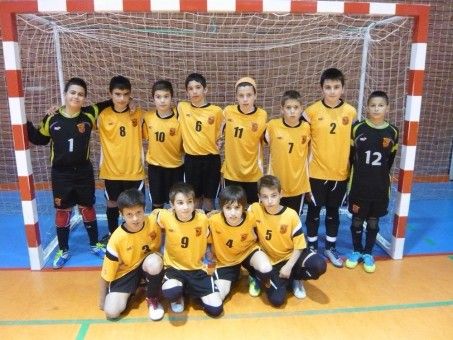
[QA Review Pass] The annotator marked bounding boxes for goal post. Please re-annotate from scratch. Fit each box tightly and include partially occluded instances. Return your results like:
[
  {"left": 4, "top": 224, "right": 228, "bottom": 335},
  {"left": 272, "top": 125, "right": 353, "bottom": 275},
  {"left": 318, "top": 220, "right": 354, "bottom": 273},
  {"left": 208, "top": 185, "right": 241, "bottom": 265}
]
[{"left": 0, "top": 0, "right": 429, "bottom": 269}]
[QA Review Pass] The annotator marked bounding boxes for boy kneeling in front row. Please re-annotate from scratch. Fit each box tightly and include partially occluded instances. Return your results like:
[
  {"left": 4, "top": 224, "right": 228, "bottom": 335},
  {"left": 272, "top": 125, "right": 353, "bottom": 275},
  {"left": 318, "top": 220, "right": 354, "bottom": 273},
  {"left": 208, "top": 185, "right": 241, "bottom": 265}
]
[{"left": 99, "top": 188, "right": 164, "bottom": 321}]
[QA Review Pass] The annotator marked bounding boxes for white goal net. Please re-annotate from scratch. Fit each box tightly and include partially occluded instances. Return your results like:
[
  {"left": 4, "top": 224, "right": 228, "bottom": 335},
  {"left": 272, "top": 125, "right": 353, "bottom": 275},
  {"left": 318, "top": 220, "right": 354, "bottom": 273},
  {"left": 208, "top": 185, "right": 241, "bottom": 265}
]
[{"left": 0, "top": 12, "right": 412, "bottom": 260}]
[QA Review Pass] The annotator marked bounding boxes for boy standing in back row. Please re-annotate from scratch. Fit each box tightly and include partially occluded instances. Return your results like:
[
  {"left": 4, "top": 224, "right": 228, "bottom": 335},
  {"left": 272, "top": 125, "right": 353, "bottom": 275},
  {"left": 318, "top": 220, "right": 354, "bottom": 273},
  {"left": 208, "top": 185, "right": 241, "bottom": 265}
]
[
  {"left": 303, "top": 68, "right": 357, "bottom": 267},
  {"left": 177, "top": 73, "right": 223, "bottom": 212},
  {"left": 346, "top": 91, "right": 398, "bottom": 273},
  {"left": 98, "top": 76, "right": 146, "bottom": 236},
  {"left": 222, "top": 77, "right": 267, "bottom": 204}
]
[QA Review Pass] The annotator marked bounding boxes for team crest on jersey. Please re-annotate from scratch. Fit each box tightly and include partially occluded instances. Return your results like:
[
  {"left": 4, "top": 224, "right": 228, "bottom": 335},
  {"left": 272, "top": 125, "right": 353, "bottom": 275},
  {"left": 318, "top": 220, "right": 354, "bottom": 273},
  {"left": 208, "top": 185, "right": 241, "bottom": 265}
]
[
  {"left": 76, "top": 123, "right": 85, "bottom": 133},
  {"left": 251, "top": 122, "right": 258, "bottom": 132},
  {"left": 169, "top": 128, "right": 176, "bottom": 136},
  {"left": 208, "top": 116, "right": 215, "bottom": 125},
  {"left": 342, "top": 117, "right": 349, "bottom": 125},
  {"left": 195, "top": 227, "right": 202, "bottom": 236},
  {"left": 352, "top": 204, "right": 360, "bottom": 214},
  {"left": 280, "top": 224, "right": 288, "bottom": 234},
  {"left": 301, "top": 136, "right": 307, "bottom": 144},
  {"left": 54, "top": 198, "right": 62, "bottom": 207},
  {"left": 241, "top": 233, "right": 248, "bottom": 241},
  {"left": 382, "top": 137, "right": 391, "bottom": 148},
  {"left": 131, "top": 118, "right": 138, "bottom": 127},
  {"left": 149, "top": 231, "right": 157, "bottom": 241}
]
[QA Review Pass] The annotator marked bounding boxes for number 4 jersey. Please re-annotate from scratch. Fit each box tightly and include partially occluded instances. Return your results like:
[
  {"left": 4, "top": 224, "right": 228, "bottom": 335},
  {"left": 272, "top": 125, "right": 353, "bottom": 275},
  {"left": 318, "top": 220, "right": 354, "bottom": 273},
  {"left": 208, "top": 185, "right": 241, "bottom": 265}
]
[{"left": 349, "top": 119, "right": 399, "bottom": 202}]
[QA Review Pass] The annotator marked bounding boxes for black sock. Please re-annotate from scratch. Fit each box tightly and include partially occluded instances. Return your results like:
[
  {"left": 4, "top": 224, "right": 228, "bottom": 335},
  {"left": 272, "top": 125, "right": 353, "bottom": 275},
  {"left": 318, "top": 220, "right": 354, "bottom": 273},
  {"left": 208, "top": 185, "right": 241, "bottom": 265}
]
[
  {"left": 106, "top": 207, "right": 119, "bottom": 234},
  {"left": 56, "top": 226, "right": 70, "bottom": 252},
  {"left": 84, "top": 220, "right": 99, "bottom": 246}
]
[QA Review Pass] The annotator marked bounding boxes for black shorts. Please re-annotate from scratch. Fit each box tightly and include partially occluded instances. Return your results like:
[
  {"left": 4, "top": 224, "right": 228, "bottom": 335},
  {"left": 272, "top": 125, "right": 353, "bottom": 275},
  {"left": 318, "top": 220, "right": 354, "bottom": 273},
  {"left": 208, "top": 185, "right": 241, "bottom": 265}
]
[
  {"left": 224, "top": 179, "right": 258, "bottom": 204},
  {"left": 108, "top": 264, "right": 144, "bottom": 294},
  {"left": 348, "top": 198, "right": 389, "bottom": 218},
  {"left": 104, "top": 179, "right": 145, "bottom": 202},
  {"left": 184, "top": 154, "right": 220, "bottom": 199},
  {"left": 309, "top": 178, "right": 347, "bottom": 208},
  {"left": 51, "top": 162, "right": 95, "bottom": 209},
  {"left": 214, "top": 250, "right": 257, "bottom": 282},
  {"left": 281, "top": 194, "right": 305, "bottom": 216},
  {"left": 164, "top": 267, "right": 219, "bottom": 298},
  {"left": 148, "top": 164, "right": 184, "bottom": 206}
]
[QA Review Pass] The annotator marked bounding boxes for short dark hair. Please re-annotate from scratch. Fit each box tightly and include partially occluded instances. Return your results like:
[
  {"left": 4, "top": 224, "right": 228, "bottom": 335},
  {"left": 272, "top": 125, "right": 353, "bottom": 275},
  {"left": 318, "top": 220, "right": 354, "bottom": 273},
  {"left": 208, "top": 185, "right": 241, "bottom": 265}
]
[
  {"left": 219, "top": 186, "right": 247, "bottom": 209},
  {"left": 169, "top": 182, "right": 195, "bottom": 203},
  {"left": 185, "top": 73, "right": 207, "bottom": 89},
  {"left": 320, "top": 68, "right": 345, "bottom": 87},
  {"left": 257, "top": 175, "right": 281, "bottom": 193},
  {"left": 64, "top": 77, "right": 87, "bottom": 95},
  {"left": 152, "top": 79, "right": 174, "bottom": 97},
  {"left": 117, "top": 188, "right": 145, "bottom": 211},
  {"left": 281, "top": 90, "right": 302, "bottom": 106},
  {"left": 109, "top": 75, "right": 132, "bottom": 92},
  {"left": 367, "top": 90, "right": 389, "bottom": 105}
]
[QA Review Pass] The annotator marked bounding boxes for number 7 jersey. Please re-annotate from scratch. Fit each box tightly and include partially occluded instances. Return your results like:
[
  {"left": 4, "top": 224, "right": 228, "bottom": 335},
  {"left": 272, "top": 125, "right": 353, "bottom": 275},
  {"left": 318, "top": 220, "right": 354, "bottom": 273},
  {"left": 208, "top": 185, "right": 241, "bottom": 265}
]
[{"left": 303, "top": 99, "right": 356, "bottom": 181}]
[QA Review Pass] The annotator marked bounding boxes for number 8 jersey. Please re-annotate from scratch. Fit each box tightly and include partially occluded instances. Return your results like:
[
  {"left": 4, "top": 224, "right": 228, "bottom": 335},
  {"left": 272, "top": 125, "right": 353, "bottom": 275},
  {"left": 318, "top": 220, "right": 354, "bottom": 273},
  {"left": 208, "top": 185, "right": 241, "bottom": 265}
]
[{"left": 349, "top": 119, "right": 399, "bottom": 201}]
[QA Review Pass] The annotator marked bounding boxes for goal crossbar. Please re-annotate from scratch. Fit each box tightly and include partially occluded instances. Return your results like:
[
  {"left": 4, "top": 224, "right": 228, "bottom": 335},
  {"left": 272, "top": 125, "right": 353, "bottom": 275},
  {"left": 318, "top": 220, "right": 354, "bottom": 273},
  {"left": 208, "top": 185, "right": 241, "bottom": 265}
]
[{"left": 0, "top": 0, "right": 430, "bottom": 269}]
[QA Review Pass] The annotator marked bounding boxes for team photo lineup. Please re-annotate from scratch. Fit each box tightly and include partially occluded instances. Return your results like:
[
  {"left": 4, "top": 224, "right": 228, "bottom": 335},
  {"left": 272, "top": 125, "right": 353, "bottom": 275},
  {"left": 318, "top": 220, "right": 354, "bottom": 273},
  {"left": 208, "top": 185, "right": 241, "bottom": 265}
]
[{"left": 26, "top": 67, "right": 398, "bottom": 320}]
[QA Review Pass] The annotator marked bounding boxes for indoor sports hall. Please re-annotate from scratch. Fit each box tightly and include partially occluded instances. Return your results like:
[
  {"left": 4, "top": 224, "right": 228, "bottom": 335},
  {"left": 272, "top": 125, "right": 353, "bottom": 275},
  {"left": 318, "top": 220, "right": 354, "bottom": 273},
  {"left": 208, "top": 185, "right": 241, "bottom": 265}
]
[{"left": 0, "top": 0, "right": 452, "bottom": 338}]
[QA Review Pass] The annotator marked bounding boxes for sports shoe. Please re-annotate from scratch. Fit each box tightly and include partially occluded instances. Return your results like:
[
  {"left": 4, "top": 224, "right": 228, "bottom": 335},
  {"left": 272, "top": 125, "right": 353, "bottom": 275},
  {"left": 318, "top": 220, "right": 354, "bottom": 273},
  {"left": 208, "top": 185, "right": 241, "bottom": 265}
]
[
  {"left": 170, "top": 297, "right": 184, "bottom": 313},
  {"left": 308, "top": 245, "right": 318, "bottom": 253},
  {"left": 100, "top": 233, "right": 110, "bottom": 246},
  {"left": 292, "top": 280, "right": 306, "bottom": 299},
  {"left": 345, "top": 251, "right": 362, "bottom": 269},
  {"left": 324, "top": 248, "right": 344, "bottom": 268},
  {"left": 362, "top": 254, "right": 376, "bottom": 273},
  {"left": 91, "top": 242, "right": 106, "bottom": 259},
  {"left": 147, "top": 297, "right": 164, "bottom": 321},
  {"left": 53, "top": 250, "right": 70, "bottom": 269},
  {"left": 248, "top": 276, "right": 261, "bottom": 297}
]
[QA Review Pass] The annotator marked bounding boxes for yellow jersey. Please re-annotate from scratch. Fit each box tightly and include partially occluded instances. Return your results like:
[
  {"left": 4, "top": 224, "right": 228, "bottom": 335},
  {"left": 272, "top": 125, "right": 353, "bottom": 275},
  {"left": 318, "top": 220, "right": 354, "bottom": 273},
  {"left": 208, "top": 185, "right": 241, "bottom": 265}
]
[
  {"left": 266, "top": 118, "right": 311, "bottom": 196},
  {"left": 177, "top": 101, "right": 223, "bottom": 156},
  {"left": 222, "top": 105, "right": 267, "bottom": 182},
  {"left": 249, "top": 202, "right": 306, "bottom": 265},
  {"left": 208, "top": 212, "right": 259, "bottom": 267},
  {"left": 303, "top": 99, "right": 356, "bottom": 181},
  {"left": 101, "top": 214, "right": 161, "bottom": 282}
]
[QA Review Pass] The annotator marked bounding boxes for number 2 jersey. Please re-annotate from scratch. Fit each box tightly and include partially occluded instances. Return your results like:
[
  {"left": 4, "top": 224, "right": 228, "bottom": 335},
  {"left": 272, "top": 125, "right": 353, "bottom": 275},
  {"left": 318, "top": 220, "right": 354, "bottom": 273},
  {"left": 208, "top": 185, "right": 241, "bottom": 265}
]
[
  {"left": 303, "top": 99, "right": 357, "bottom": 181},
  {"left": 349, "top": 119, "right": 399, "bottom": 202},
  {"left": 101, "top": 214, "right": 162, "bottom": 282}
]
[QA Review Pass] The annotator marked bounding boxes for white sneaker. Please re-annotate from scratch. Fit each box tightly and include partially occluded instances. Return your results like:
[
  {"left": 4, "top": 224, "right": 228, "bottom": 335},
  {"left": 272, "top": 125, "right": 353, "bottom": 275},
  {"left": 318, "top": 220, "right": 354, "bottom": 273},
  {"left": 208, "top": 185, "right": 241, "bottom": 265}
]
[
  {"left": 147, "top": 297, "right": 164, "bottom": 321},
  {"left": 170, "top": 297, "right": 184, "bottom": 313},
  {"left": 292, "top": 280, "right": 306, "bottom": 299},
  {"left": 324, "top": 248, "right": 344, "bottom": 268}
]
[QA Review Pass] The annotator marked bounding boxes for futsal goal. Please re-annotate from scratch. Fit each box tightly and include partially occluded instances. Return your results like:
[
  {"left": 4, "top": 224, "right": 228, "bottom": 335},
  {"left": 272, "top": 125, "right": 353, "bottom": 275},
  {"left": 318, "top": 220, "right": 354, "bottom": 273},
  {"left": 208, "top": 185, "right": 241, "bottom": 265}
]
[{"left": 0, "top": 0, "right": 429, "bottom": 269}]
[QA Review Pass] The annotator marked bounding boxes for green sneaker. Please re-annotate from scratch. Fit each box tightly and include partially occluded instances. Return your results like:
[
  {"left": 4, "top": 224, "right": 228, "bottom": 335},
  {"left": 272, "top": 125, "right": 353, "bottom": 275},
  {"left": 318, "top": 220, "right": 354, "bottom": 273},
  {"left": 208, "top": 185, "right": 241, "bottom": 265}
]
[
  {"left": 248, "top": 276, "right": 261, "bottom": 297},
  {"left": 362, "top": 254, "right": 376, "bottom": 273},
  {"left": 91, "top": 242, "right": 106, "bottom": 259},
  {"left": 345, "top": 251, "right": 362, "bottom": 269},
  {"left": 53, "top": 250, "right": 70, "bottom": 269}
]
